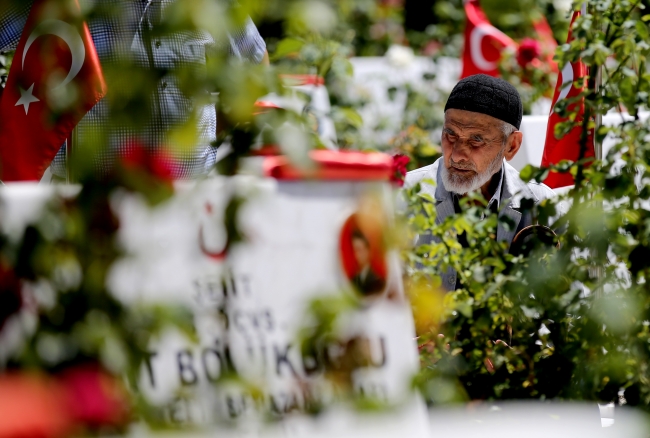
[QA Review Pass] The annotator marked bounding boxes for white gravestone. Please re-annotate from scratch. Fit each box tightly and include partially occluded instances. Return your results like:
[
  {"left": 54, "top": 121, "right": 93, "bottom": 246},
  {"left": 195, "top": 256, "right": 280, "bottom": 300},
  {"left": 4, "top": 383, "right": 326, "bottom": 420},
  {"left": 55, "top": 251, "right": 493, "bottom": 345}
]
[{"left": 105, "top": 176, "right": 429, "bottom": 434}]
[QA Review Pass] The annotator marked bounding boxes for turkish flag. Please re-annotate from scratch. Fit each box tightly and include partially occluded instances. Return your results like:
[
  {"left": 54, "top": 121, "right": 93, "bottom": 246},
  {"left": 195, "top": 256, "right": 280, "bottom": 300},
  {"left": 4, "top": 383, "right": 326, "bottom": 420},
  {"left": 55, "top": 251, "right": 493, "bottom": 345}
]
[
  {"left": 461, "top": 0, "right": 516, "bottom": 78},
  {"left": 0, "top": 0, "right": 106, "bottom": 182},
  {"left": 541, "top": 9, "right": 593, "bottom": 189}
]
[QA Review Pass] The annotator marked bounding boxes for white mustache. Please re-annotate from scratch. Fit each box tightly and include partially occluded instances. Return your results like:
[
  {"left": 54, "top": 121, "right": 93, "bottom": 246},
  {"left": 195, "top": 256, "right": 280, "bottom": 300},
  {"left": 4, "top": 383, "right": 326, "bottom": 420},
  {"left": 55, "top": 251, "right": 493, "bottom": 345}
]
[{"left": 449, "top": 159, "right": 476, "bottom": 172}]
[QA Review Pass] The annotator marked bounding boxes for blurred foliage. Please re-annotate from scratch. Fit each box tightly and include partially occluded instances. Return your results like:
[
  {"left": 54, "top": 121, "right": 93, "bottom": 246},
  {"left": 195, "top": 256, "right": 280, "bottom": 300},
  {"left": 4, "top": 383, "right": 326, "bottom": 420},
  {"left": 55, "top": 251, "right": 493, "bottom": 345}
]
[
  {"left": 259, "top": 0, "right": 571, "bottom": 58},
  {"left": 390, "top": 125, "right": 441, "bottom": 171},
  {"left": 339, "top": 0, "right": 405, "bottom": 57},
  {"left": 0, "top": 162, "right": 195, "bottom": 429},
  {"left": 2, "top": 0, "right": 650, "bottom": 431},
  {"left": 481, "top": 0, "right": 570, "bottom": 43},
  {"left": 406, "top": 0, "right": 650, "bottom": 410},
  {"left": 0, "top": 0, "right": 274, "bottom": 429}
]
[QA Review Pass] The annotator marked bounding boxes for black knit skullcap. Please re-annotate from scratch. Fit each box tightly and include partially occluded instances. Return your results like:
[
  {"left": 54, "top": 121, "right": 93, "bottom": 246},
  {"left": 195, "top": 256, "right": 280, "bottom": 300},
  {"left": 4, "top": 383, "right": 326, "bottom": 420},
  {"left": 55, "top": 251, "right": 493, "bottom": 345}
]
[{"left": 444, "top": 74, "right": 523, "bottom": 130}]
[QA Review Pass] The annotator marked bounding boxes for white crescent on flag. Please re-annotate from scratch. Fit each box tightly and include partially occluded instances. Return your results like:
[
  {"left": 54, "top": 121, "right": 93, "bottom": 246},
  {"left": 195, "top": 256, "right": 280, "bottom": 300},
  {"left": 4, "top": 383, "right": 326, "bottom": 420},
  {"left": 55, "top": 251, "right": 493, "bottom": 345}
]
[
  {"left": 22, "top": 19, "right": 86, "bottom": 90},
  {"left": 470, "top": 23, "right": 509, "bottom": 71},
  {"left": 552, "top": 62, "right": 575, "bottom": 114}
]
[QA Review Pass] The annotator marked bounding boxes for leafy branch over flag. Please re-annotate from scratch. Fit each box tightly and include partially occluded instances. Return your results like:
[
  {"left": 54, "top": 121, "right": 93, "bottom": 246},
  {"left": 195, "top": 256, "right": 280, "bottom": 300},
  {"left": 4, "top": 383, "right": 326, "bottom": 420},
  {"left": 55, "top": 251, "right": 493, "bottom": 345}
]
[{"left": 0, "top": 0, "right": 106, "bottom": 182}]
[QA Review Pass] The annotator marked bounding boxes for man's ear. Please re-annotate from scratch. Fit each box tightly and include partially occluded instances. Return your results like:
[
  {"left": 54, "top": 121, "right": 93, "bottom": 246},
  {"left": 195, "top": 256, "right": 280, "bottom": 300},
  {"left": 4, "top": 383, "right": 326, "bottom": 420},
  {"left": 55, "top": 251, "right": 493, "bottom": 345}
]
[{"left": 504, "top": 131, "right": 523, "bottom": 161}]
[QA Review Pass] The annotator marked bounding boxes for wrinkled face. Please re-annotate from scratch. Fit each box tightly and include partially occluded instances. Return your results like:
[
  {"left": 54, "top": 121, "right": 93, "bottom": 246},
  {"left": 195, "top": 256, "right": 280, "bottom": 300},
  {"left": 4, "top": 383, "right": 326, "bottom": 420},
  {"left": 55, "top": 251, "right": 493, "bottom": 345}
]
[
  {"left": 352, "top": 237, "right": 370, "bottom": 268},
  {"left": 440, "top": 109, "right": 520, "bottom": 195}
]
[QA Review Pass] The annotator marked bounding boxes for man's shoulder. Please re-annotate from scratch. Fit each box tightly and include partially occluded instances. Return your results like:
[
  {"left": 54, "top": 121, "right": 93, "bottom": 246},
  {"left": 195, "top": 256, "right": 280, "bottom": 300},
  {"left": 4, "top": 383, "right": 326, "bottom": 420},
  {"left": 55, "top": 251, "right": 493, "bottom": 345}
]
[
  {"left": 503, "top": 162, "right": 555, "bottom": 202},
  {"left": 525, "top": 179, "right": 556, "bottom": 201},
  {"left": 404, "top": 159, "right": 441, "bottom": 189}
]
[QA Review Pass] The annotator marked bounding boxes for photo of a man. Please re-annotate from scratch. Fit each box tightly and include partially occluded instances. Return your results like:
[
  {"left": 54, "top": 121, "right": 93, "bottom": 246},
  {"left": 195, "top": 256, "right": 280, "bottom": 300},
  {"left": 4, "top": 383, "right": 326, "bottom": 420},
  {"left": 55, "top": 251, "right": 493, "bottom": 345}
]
[{"left": 350, "top": 230, "right": 386, "bottom": 296}]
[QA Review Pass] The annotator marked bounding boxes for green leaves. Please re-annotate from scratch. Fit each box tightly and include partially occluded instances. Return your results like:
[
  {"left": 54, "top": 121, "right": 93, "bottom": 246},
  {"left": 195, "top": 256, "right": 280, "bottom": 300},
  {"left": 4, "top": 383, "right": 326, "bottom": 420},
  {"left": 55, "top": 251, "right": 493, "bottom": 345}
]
[
  {"left": 519, "top": 164, "right": 549, "bottom": 184},
  {"left": 271, "top": 38, "right": 305, "bottom": 61},
  {"left": 332, "top": 107, "right": 363, "bottom": 130}
]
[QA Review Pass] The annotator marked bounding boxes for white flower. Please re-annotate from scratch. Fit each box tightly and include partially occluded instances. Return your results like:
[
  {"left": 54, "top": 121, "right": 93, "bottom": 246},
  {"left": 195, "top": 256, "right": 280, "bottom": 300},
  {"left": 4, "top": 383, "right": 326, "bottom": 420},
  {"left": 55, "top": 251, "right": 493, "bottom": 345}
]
[
  {"left": 0, "top": 304, "right": 38, "bottom": 366},
  {"left": 538, "top": 323, "right": 551, "bottom": 336},
  {"left": 386, "top": 45, "right": 415, "bottom": 68},
  {"left": 553, "top": 0, "right": 573, "bottom": 13},
  {"left": 296, "top": 1, "right": 336, "bottom": 34}
]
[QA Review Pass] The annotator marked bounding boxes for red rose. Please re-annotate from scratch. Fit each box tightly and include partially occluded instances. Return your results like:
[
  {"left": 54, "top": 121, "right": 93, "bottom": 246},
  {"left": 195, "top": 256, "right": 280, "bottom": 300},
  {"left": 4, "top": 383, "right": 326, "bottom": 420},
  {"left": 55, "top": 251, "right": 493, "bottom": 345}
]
[
  {"left": 149, "top": 150, "right": 175, "bottom": 181},
  {"left": 120, "top": 140, "right": 148, "bottom": 169},
  {"left": 516, "top": 38, "right": 541, "bottom": 68},
  {"left": 59, "top": 364, "right": 129, "bottom": 428},
  {"left": 120, "top": 140, "right": 175, "bottom": 182},
  {"left": 391, "top": 154, "right": 410, "bottom": 187}
]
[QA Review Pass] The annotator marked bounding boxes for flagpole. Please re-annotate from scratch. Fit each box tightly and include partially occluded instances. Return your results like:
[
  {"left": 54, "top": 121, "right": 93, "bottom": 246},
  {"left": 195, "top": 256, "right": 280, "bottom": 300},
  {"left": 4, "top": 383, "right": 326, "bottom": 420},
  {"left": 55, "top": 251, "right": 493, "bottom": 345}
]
[
  {"left": 594, "top": 63, "right": 604, "bottom": 295},
  {"left": 594, "top": 81, "right": 602, "bottom": 160},
  {"left": 593, "top": 12, "right": 603, "bottom": 162},
  {"left": 588, "top": 0, "right": 605, "bottom": 295},
  {"left": 66, "top": 130, "right": 73, "bottom": 183}
]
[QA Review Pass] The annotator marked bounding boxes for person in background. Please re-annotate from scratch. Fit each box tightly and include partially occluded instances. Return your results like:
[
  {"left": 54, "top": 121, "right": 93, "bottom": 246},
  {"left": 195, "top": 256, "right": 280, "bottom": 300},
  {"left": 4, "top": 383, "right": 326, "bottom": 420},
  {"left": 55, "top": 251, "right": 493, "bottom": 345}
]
[{"left": 0, "top": 0, "right": 268, "bottom": 180}]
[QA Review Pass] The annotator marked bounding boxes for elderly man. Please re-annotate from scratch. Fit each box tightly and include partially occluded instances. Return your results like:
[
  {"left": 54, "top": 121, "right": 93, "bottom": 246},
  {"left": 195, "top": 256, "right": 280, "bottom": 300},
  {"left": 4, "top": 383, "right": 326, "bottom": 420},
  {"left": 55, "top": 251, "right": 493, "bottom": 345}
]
[{"left": 404, "top": 74, "right": 556, "bottom": 291}]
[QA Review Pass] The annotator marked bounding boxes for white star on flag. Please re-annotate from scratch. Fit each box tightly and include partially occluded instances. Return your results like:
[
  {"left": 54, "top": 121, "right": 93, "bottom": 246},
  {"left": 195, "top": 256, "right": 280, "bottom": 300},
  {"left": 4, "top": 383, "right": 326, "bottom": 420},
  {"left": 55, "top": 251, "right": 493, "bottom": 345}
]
[{"left": 15, "top": 83, "right": 40, "bottom": 115}]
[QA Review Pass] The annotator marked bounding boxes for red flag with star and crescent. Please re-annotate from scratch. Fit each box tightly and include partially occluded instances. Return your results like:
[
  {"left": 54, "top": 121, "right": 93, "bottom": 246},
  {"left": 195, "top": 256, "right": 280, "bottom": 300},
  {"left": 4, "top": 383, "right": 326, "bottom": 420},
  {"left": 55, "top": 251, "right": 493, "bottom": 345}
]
[
  {"left": 0, "top": 0, "right": 106, "bottom": 182},
  {"left": 461, "top": 0, "right": 517, "bottom": 78},
  {"left": 541, "top": 8, "right": 593, "bottom": 189}
]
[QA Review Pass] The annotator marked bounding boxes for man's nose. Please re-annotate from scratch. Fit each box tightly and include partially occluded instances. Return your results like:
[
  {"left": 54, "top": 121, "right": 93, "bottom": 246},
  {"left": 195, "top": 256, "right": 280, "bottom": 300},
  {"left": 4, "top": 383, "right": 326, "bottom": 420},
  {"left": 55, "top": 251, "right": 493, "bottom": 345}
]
[{"left": 450, "top": 141, "right": 470, "bottom": 162}]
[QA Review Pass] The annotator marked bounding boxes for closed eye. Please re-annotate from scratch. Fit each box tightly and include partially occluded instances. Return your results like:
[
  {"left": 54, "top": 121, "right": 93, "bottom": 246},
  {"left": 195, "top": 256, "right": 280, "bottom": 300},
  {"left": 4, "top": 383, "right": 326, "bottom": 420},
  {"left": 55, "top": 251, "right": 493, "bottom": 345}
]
[
  {"left": 469, "top": 135, "right": 485, "bottom": 147},
  {"left": 443, "top": 129, "right": 458, "bottom": 142}
]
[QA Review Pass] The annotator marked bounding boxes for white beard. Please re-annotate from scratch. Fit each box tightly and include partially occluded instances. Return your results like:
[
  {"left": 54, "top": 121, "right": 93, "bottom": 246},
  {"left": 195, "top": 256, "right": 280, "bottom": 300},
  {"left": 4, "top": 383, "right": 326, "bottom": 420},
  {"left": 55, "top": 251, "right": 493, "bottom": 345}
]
[{"left": 441, "top": 151, "right": 505, "bottom": 195}]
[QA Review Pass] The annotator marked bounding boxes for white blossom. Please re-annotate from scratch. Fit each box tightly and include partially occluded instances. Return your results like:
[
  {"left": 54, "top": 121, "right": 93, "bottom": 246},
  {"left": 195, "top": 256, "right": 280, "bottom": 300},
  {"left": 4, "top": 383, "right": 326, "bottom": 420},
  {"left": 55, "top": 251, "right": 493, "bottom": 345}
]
[
  {"left": 553, "top": 0, "right": 573, "bottom": 13},
  {"left": 386, "top": 45, "right": 415, "bottom": 68}
]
